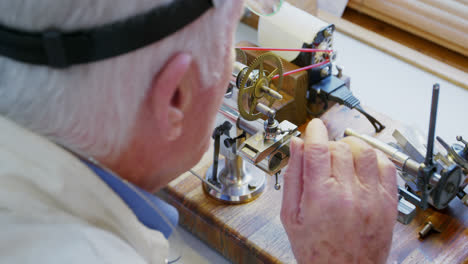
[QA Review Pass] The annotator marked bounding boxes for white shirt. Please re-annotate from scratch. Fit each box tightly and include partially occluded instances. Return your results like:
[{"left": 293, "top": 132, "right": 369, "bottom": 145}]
[{"left": 0, "top": 116, "right": 169, "bottom": 263}]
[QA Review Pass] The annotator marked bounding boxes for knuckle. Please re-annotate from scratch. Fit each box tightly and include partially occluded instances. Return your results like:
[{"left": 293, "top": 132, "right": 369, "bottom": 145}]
[
  {"left": 383, "top": 166, "right": 397, "bottom": 185},
  {"left": 355, "top": 181, "right": 373, "bottom": 194},
  {"left": 356, "top": 148, "right": 378, "bottom": 169},
  {"left": 330, "top": 141, "right": 350, "bottom": 154},
  {"left": 383, "top": 162, "right": 397, "bottom": 177},
  {"left": 320, "top": 178, "right": 337, "bottom": 190},
  {"left": 305, "top": 142, "right": 328, "bottom": 156},
  {"left": 303, "top": 144, "right": 330, "bottom": 175},
  {"left": 360, "top": 147, "right": 377, "bottom": 160},
  {"left": 379, "top": 185, "right": 398, "bottom": 205},
  {"left": 379, "top": 163, "right": 397, "bottom": 192},
  {"left": 304, "top": 144, "right": 329, "bottom": 164},
  {"left": 377, "top": 152, "right": 395, "bottom": 171},
  {"left": 338, "top": 189, "right": 354, "bottom": 208}
]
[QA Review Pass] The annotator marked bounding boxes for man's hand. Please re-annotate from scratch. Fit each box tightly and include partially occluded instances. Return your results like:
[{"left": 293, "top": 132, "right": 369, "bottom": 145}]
[{"left": 281, "top": 119, "right": 398, "bottom": 263}]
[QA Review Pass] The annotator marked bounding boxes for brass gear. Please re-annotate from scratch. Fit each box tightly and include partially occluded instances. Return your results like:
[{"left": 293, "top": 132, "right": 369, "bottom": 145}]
[{"left": 238, "top": 52, "right": 284, "bottom": 121}]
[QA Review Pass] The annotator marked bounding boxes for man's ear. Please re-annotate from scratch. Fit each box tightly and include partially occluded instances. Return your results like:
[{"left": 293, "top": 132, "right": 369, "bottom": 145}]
[{"left": 149, "top": 53, "right": 193, "bottom": 141}]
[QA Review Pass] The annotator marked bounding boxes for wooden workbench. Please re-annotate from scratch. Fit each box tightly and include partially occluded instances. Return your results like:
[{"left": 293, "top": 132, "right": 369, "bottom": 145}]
[{"left": 160, "top": 105, "right": 468, "bottom": 264}]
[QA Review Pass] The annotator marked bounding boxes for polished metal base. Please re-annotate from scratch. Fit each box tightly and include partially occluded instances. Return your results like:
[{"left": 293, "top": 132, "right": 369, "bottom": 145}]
[{"left": 203, "top": 159, "right": 266, "bottom": 204}]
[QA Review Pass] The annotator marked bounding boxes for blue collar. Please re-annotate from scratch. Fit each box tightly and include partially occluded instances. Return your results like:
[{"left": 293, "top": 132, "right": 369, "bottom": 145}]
[{"left": 81, "top": 159, "right": 178, "bottom": 239}]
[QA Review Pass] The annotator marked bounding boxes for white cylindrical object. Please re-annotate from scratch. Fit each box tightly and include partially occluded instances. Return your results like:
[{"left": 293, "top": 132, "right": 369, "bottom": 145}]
[{"left": 258, "top": 2, "right": 329, "bottom": 61}]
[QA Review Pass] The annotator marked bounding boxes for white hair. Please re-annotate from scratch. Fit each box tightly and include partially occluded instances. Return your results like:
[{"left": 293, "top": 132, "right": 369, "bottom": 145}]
[{"left": 0, "top": 0, "right": 237, "bottom": 160}]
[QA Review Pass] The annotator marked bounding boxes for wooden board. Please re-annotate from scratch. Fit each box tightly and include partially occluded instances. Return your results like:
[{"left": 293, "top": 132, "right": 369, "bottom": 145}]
[
  {"left": 160, "top": 105, "right": 468, "bottom": 264},
  {"left": 341, "top": 8, "right": 468, "bottom": 74},
  {"left": 347, "top": 0, "right": 468, "bottom": 57}
]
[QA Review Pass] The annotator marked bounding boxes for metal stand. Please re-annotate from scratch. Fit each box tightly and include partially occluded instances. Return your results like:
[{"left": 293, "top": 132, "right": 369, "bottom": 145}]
[{"left": 204, "top": 141, "right": 266, "bottom": 204}]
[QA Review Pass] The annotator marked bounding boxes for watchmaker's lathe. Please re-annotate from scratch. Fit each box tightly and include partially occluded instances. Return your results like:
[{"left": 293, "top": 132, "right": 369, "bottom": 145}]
[{"left": 203, "top": 52, "right": 300, "bottom": 203}]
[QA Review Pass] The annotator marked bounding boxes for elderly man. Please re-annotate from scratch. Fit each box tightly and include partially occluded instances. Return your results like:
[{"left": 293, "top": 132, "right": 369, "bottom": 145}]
[{"left": 0, "top": 0, "right": 397, "bottom": 263}]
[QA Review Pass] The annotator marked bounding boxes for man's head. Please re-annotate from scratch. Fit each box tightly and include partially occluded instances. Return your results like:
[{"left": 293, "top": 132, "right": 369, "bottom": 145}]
[{"left": 0, "top": 0, "right": 245, "bottom": 191}]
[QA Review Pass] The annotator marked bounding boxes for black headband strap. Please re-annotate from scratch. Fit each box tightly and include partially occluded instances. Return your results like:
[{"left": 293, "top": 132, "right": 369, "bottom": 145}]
[{"left": 0, "top": 0, "right": 213, "bottom": 68}]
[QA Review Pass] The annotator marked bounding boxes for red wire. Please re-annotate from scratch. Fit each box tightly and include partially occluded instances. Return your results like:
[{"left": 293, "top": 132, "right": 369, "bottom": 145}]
[
  {"left": 272, "top": 60, "right": 330, "bottom": 80},
  {"left": 239, "top": 47, "right": 333, "bottom": 53}
]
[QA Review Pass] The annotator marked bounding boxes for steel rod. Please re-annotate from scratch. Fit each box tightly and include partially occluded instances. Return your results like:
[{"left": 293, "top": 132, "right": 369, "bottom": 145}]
[{"left": 425, "top": 84, "right": 440, "bottom": 166}]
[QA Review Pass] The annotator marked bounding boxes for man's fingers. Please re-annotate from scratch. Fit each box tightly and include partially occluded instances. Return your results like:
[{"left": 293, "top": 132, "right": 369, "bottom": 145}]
[
  {"left": 375, "top": 150, "right": 398, "bottom": 195},
  {"left": 329, "top": 141, "right": 355, "bottom": 185},
  {"left": 341, "top": 136, "right": 379, "bottom": 187},
  {"left": 305, "top": 119, "right": 329, "bottom": 143},
  {"left": 300, "top": 119, "right": 331, "bottom": 216},
  {"left": 303, "top": 119, "right": 331, "bottom": 185},
  {"left": 281, "top": 137, "right": 304, "bottom": 222}
]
